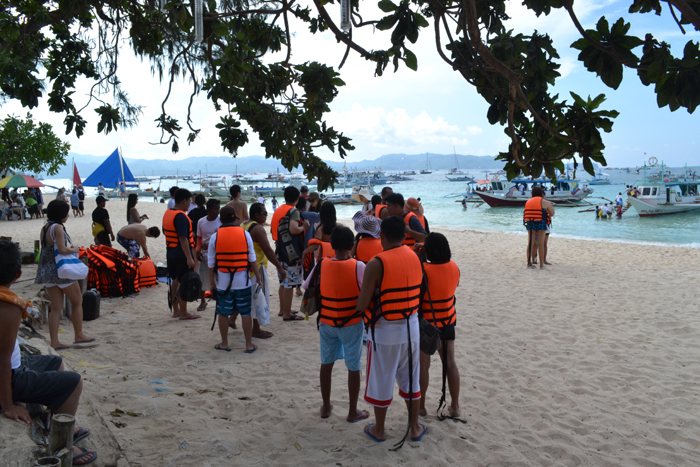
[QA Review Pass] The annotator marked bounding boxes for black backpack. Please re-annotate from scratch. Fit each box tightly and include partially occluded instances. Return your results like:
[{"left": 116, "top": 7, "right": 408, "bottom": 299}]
[
  {"left": 177, "top": 270, "right": 202, "bottom": 302},
  {"left": 276, "top": 208, "right": 303, "bottom": 265}
]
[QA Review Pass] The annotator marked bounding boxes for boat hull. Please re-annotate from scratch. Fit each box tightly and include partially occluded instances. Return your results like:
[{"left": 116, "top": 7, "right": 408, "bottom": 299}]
[
  {"left": 627, "top": 196, "right": 700, "bottom": 217},
  {"left": 475, "top": 191, "right": 589, "bottom": 207}
]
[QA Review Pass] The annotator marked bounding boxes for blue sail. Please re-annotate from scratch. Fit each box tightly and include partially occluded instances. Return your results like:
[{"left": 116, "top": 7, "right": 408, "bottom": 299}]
[{"left": 82, "top": 149, "right": 135, "bottom": 187}]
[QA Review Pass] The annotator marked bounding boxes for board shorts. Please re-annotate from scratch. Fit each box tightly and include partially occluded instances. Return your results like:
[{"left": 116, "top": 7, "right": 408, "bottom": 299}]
[
  {"left": 319, "top": 322, "right": 364, "bottom": 371},
  {"left": 526, "top": 220, "right": 548, "bottom": 231},
  {"left": 215, "top": 287, "right": 252, "bottom": 317},
  {"left": 8, "top": 355, "right": 81, "bottom": 411},
  {"left": 116, "top": 234, "right": 140, "bottom": 258},
  {"left": 166, "top": 256, "right": 190, "bottom": 282},
  {"left": 439, "top": 324, "right": 455, "bottom": 341},
  {"left": 279, "top": 262, "right": 303, "bottom": 288},
  {"left": 364, "top": 339, "right": 421, "bottom": 407}
]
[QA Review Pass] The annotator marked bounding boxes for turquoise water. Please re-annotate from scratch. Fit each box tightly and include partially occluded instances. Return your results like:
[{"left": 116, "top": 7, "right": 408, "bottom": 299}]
[{"left": 43, "top": 169, "right": 700, "bottom": 248}]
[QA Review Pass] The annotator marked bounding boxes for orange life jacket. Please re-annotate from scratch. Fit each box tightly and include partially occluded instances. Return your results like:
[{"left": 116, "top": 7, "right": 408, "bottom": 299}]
[
  {"left": 135, "top": 257, "right": 157, "bottom": 288},
  {"left": 415, "top": 214, "right": 426, "bottom": 230},
  {"left": 162, "top": 210, "right": 195, "bottom": 249},
  {"left": 421, "top": 261, "right": 460, "bottom": 328},
  {"left": 308, "top": 238, "right": 334, "bottom": 258},
  {"left": 402, "top": 211, "right": 420, "bottom": 247},
  {"left": 214, "top": 225, "right": 250, "bottom": 274},
  {"left": 375, "top": 204, "right": 387, "bottom": 218},
  {"left": 355, "top": 236, "right": 383, "bottom": 263},
  {"left": 319, "top": 259, "right": 362, "bottom": 327},
  {"left": 270, "top": 204, "right": 294, "bottom": 241},
  {"left": 524, "top": 197, "right": 549, "bottom": 224},
  {"left": 367, "top": 245, "right": 422, "bottom": 324}
]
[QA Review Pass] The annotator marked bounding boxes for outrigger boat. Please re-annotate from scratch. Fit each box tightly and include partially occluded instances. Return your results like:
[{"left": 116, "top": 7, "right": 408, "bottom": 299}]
[
  {"left": 475, "top": 178, "right": 593, "bottom": 207},
  {"left": 626, "top": 163, "right": 700, "bottom": 217}
]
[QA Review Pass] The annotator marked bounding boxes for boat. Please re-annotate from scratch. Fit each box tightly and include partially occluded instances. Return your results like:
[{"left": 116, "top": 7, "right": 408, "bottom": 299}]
[
  {"left": 589, "top": 170, "right": 612, "bottom": 185},
  {"left": 626, "top": 163, "right": 700, "bottom": 217},
  {"left": 475, "top": 178, "right": 593, "bottom": 207},
  {"left": 83, "top": 148, "right": 145, "bottom": 197},
  {"left": 445, "top": 148, "right": 471, "bottom": 181},
  {"left": 420, "top": 154, "right": 433, "bottom": 174}
]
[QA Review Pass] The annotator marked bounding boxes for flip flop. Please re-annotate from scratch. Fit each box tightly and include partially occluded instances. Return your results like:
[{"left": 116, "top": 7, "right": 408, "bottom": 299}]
[
  {"left": 73, "top": 337, "right": 96, "bottom": 344},
  {"left": 74, "top": 427, "right": 90, "bottom": 444},
  {"left": 283, "top": 315, "right": 304, "bottom": 321},
  {"left": 197, "top": 302, "right": 207, "bottom": 312},
  {"left": 364, "top": 423, "right": 385, "bottom": 443},
  {"left": 244, "top": 345, "right": 258, "bottom": 354},
  {"left": 179, "top": 314, "right": 201, "bottom": 320},
  {"left": 73, "top": 447, "right": 97, "bottom": 465},
  {"left": 252, "top": 331, "right": 274, "bottom": 339},
  {"left": 215, "top": 344, "right": 231, "bottom": 352},
  {"left": 347, "top": 410, "right": 370, "bottom": 423},
  {"left": 53, "top": 344, "right": 71, "bottom": 351},
  {"left": 411, "top": 423, "right": 428, "bottom": 442}
]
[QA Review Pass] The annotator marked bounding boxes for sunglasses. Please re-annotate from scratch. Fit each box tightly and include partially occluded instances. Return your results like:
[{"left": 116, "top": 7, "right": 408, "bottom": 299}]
[{"left": 260, "top": 211, "right": 268, "bottom": 215}]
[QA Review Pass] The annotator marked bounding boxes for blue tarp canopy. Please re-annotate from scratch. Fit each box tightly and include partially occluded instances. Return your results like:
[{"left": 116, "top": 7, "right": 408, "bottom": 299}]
[{"left": 82, "top": 149, "right": 135, "bottom": 187}]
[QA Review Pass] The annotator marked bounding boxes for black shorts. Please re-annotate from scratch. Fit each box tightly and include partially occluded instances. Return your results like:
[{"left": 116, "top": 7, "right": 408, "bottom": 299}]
[
  {"left": 439, "top": 324, "right": 455, "bottom": 341},
  {"left": 167, "top": 256, "right": 190, "bottom": 282},
  {"left": 79, "top": 202, "right": 84, "bottom": 212},
  {"left": 9, "top": 355, "right": 81, "bottom": 411},
  {"left": 95, "top": 230, "right": 112, "bottom": 247}
]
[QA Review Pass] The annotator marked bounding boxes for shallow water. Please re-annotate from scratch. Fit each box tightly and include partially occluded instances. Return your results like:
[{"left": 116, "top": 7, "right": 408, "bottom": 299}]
[{"left": 43, "top": 169, "right": 700, "bottom": 248}]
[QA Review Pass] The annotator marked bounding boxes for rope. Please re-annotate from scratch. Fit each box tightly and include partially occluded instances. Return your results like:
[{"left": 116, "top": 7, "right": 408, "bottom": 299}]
[{"left": 390, "top": 318, "right": 413, "bottom": 452}]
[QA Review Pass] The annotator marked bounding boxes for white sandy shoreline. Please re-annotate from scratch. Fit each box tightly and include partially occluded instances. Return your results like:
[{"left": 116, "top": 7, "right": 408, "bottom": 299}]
[{"left": 2, "top": 197, "right": 700, "bottom": 466}]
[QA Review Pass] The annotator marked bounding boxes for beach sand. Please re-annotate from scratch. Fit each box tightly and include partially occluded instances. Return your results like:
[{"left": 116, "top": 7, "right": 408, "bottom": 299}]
[{"left": 4, "top": 196, "right": 700, "bottom": 466}]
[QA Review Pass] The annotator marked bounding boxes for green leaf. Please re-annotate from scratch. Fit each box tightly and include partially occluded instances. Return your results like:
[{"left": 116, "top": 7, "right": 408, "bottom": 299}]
[
  {"left": 582, "top": 156, "right": 595, "bottom": 176},
  {"left": 404, "top": 48, "right": 417, "bottom": 71},
  {"left": 378, "top": 0, "right": 397, "bottom": 12}
]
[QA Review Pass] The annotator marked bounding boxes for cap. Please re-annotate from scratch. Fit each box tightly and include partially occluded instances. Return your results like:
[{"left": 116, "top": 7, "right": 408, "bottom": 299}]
[
  {"left": 308, "top": 192, "right": 321, "bottom": 200},
  {"left": 353, "top": 210, "right": 381, "bottom": 238},
  {"left": 96, "top": 195, "right": 106, "bottom": 204},
  {"left": 405, "top": 197, "right": 421, "bottom": 211},
  {"left": 301, "top": 185, "right": 309, "bottom": 192}
]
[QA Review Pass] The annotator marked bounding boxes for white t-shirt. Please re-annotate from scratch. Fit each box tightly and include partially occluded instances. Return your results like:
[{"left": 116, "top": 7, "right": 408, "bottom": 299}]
[
  {"left": 258, "top": 196, "right": 265, "bottom": 204},
  {"left": 208, "top": 229, "right": 256, "bottom": 290},
  {"left": 197, "top": 216, "right": 222, "bottom": 252},
  {"left": 11, "top": 339, "right": 20, "bottom": 370},
  {"left": 167, "top": 198, "right": 176, "bottom": 210},
  {"left": 601, "top": 205, "right": 608, "bottom": 215}
]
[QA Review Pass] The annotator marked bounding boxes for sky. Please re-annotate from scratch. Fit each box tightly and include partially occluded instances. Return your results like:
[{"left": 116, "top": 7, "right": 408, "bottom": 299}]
[{"left": 1, "top": 0, "right": 698, "bottom": 168}]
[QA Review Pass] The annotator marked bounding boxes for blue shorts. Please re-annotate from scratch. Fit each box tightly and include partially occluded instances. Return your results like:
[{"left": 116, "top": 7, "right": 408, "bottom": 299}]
[
  {"left": 319, "top": 322, "right": 364, "bottom": 371},
  {"left": 526, "top": 220, "right": 548, "bottom": 231},
  {"left": 116, "top": 234, "right": 140, "bottom": 258},
  {"left": 216, "top": 287, "right": 252, "bottom": 317}
]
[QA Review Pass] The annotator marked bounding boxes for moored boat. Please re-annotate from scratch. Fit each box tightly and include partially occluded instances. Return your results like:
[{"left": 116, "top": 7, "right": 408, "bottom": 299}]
[
  {"left": 626, "top": 163, "right": 700, "bottom": 217},
  {"left": 475, "top": 178, "right": 593, "bottom": 207}
]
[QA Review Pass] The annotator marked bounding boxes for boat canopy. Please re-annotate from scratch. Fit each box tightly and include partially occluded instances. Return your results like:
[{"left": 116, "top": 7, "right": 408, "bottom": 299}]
[{"left": 83, "top": 149, "right": 136, "bottom": 187}]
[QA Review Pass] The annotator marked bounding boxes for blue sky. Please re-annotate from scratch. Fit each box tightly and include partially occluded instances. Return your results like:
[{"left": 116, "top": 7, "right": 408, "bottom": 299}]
[{"left": 1, "top": 0, "right": 697, "bottom": 168}]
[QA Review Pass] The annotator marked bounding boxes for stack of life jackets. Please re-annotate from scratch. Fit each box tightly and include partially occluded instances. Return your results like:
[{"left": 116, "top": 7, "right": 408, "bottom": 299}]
[{"left": 85, "top": 245, "right": 141, "bottom": 297}]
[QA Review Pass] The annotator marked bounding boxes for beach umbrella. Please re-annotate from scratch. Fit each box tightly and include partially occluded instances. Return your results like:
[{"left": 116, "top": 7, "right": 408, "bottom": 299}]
[{"left": 0, "top": 174, "right": 45, "bottom": 188}]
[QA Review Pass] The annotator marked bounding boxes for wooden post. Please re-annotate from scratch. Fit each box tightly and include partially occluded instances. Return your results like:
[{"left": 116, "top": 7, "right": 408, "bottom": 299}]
[
  {"left": 54, "top": 448, "right": 71, "bottom": 467},
  {"left": 48, "top": 414, "right": 74, "bottom": 459}
]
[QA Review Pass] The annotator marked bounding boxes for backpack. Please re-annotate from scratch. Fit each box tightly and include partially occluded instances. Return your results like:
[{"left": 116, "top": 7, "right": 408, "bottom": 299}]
[
  {"left": 177, "top": 270, "right": 202, "bottom": 302},
  {"left": 276, "top": 208, "right": 303, "bottom": 265},
  {"left": 301, "top": 259, "right": 323, "bottom": 320}
]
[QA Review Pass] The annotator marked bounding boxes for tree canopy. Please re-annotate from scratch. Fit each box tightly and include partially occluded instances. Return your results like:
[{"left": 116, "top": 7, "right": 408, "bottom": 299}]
[
  {"left": 1, "top": 0, "right": 698, "bottom": 186},
  {"left": 0, "top": 113, "right": 70, "bottom": 177}
]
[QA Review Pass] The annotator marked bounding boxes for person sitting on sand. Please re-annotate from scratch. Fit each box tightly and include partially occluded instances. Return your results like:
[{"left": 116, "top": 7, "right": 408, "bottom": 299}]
[
  {"left": 416, "top": 233, "right": 461, "bottom": 419},
  {"left": 1, "top": 241, "right": 98, "bottom": 465},
  {"left": 163, "top": 189, "right": 199, "bottom": 320},
  {"left": 226, "top": 185, "right": 249, "bottom": 223},
  {"left": 92, "top": 196, "right": 114, "bottom": 247},
  {"left": 208, "top": 206, "right": 261, "bottom": 353},
  {"left": 524, "top": 186, "right": 554, "bottom": 269},
  {"left": 116, "top": 224, "right": 160, "bottom": 259},
  {"left": 356, "top": 216, "right": 426, "bottom": 444},
  {"left": 304, "top": 226, "right": 370, "bottom": 423}
]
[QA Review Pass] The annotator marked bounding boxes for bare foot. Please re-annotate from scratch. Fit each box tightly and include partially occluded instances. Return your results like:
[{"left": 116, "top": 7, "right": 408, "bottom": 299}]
[
  {"left": 347, "top": 409, "right": 370, "bottom": 423},
  {"left": 544, "top": 261, "right": 552, "bottom": 265},
  {"left": 295, "top": 288, "right": 303, "bottom": 297},
  {"left": 448, "top": 406, "right": 461, "bottom": 418},
  {"left": 320, "top": 403, "right": 333, "bottom": 418},
  {"left": 419, "top": 407, "right": 428, "bottom": 416},
  {"left": 178, "top": 314, "right": 201, "bottom": 320}
]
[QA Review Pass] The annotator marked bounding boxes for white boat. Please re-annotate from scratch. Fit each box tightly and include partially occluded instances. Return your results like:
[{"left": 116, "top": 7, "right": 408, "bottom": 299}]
[
  {"left": 474, "top": 178, "right": 593, "bottom": 207},
  {"left": 626, "top": 163, "right": 700, "bottom": 217},
  {"left": 421, "top": 154, "right": 433, "bottom": 174}
]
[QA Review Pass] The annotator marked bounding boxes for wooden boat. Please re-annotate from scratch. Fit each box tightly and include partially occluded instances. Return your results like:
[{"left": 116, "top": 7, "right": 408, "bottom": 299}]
[
  {"left": 475, "top": 178, "right": 593, "bottom": 207},
  {"left": 626, "top": 163, "right": 700, "bottom": 217}
]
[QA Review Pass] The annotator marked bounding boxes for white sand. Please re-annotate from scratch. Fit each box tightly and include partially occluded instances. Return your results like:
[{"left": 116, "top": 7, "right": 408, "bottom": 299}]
[{"left": 5, "top": 196, "right": 700, "bottom": 466}]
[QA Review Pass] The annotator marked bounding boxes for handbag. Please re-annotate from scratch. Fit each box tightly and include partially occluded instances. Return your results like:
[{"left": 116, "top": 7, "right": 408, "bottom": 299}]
[
  {"left": 251, "top": 265, "right": 271, "bottom": 326},
  {"left": 419, "top": 278, "right": 441, "bottom": 355},
  {"left": 301, "top": 259, "right": 323, "bottom": 318},
  {"left": 52, "top": 224, "right": 88, "bottom": 280}
]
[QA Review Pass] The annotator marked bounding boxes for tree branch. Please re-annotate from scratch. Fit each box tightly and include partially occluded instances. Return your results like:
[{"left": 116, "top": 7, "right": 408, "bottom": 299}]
[{"left": 665, "top": 0, "right": 700, "bottom": 31}]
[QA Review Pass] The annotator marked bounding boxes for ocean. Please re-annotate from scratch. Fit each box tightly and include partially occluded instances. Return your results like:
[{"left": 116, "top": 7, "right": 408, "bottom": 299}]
[{"left": 42, "top": 169, "right": 700, "bottom": 248}]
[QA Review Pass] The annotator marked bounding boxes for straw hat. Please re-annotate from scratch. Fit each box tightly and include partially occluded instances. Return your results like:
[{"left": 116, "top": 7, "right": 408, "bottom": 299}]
[
  {"left": 405, "top": 197, "right": 421, "bottom": 212},
  {"left": 353, "top": 210, "right": 381, "bottom": 238}
]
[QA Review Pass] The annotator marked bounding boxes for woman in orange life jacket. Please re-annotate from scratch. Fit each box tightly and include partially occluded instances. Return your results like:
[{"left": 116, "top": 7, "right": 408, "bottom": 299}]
[
  {"left": 304, "top": 226, "right": 370, "bottom": 423},
  {"left": 416, "top": 233, "right": 462, "bottom": 418},
  {"left": 302, "top": 201, "right": 336, "bottom": 261},
  {"left": 385, "top": 193, "right": 427, "bottom": 247},
  {"left": 375, "top": 187, "right": 393, "bottom": 219},
  {"left": 523, "top": 186, "right": 554, "bottom": 270},
  {"left": 351, "top": 210, "right": 383, "bottom": 263}
]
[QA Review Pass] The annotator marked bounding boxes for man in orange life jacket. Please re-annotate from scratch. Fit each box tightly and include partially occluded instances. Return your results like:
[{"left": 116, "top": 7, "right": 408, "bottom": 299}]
[
  {"left": 303, "top": 226, "right": 370, "bottom": 422},
  {"left": 385, "top": 193, "right": 427, "bottom": 246},
  {"left": 270, "top": 186, "right": 309, "bottom": 321},
  {"left": 374, "top": 187, "right": 393, "bottom": 220},
  {"left": 356, "top": 216, "right": 426, "bottom": 443},
  {"left": 208, "top": 206, "right": 261, "bottom": 353},
  {"left": 163, "top": 188, "right": 200, "bottom": 320},
  {"left": 405, "top": 197, "right": 430, "bottom": 234}
]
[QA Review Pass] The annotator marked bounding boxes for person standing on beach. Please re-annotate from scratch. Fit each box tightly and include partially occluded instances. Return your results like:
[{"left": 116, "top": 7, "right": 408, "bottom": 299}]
[
  {"left": 98, "top": 183, "right": 105, "bottom": 197},
  {"left": 208, "top": 206, "right": 261, "bottom": 353},
  {"left": 226, "top": 185, "right": 249, "bottom": 223},
  {"left": 119, "top": 181, "right": 126, "bottom": 200},
  {"left": 271, "top": 196, "right": 278, "bottom": 212},
  {"left": 306, "top": 226, "right": 370, "bottom": 423},
  {"left": 195, "top": 198, "right": 222, "bottom": 313},
  {"left": 163, "top": 189, "right": 200, "bottom": 320},
  {"left": 127, "top": 194, "right": 148, "bottom": 225},
  {"left": 270, "top": 186, "right": 309, "bottom": 321},
  {"left": 92, "top": 196, "right": 114, "bottom": 247},
  {"left": 524, "top": 186, "right": 554, "bottom": 269},
  {"left": 77, "top": 185, "right": 85, "bottom": 216},
  {"left": 70, "top": 189, "right": 80, "bottom": 217},
  {"left": 166, "top": 186, "right": 179, "bottom": 210},
  {"left": 405, "top": 197, "right": 430, "bottom": 235},
  {"left": 241, "top": 203, "right": 286, "bottom": 339},
  {"left": 257, "top": 194, "right": 265, "bottom": 206},
  {"left": 375, "top": 187, "right": 393, "bottom": 219},
  {"left": 356, "top": 216, "right": 425, "bottom": 444},
  {"left": 385, "top": 193, "right": 427, "bottom": 246},
  {"left": 417, "top": 233, "right": 461, "bottom": 419}
]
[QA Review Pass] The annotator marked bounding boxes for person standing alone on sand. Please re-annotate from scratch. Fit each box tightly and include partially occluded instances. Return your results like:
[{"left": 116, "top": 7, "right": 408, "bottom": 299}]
[
  {"left": 163, "top": 189, "right": 200, "bottom": 320},
  {"left": 524, "top": 186, "right": 554, "bottom": 269},
  {"left": 226, "top": 185, "right": 249, "bottom": 223},
  {"left": 92, "top": 196, "right": 114, "bottom": 247},
  {"left": 356, "top": 216, "right": 426, "bottom": 445}
]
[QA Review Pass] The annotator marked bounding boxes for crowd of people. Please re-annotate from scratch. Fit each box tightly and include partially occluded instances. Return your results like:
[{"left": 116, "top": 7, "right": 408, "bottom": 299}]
[{"left": 2, "top": 186, "right": 44, "bottom": 220}]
